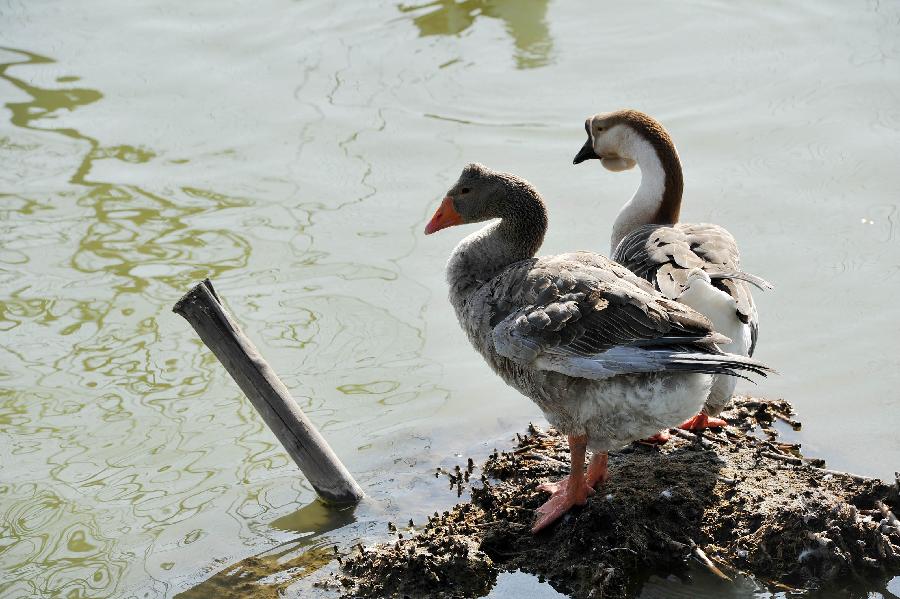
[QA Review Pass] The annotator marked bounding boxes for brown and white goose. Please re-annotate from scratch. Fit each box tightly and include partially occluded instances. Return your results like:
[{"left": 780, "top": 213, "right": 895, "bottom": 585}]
[
  {"left": 573, "top": 109, "right": 771, "bottom": 434},
  {"left": 424, "top": 163, "right": 771, "bottom": 531}
]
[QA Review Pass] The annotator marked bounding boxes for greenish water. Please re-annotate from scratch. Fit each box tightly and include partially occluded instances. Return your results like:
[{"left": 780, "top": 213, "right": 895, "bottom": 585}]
[{"left": 1, "top": 0, "right": 899, "bottom": 597}]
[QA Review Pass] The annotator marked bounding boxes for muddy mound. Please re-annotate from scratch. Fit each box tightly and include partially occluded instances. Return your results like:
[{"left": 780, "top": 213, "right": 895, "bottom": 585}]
[{"left": 339, "top": 397, "right": 900, "bottom": 598}]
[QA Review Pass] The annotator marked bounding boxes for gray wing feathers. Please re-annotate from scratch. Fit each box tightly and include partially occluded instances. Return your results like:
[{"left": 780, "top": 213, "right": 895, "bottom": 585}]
[
  {"left": 487, "top": 252, "right": 770, "bottom": 380},
  {"left": 492, "top": 295, "right": 585, "bottom": 362},
  {"left": 535, "top": 347, "right": 770, "bottom": 381}
]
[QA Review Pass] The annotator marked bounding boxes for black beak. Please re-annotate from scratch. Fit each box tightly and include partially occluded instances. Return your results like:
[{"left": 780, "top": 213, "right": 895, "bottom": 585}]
[{"left": 573, "top": 137, "right": 599, "bottom": 165}]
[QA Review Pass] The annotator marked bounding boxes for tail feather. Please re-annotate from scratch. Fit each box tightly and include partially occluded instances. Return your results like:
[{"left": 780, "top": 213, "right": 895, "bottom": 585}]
[
  {"left": 651, "top": 350, "right": 775, "bottom": 382},
  {"left": 536, "top": 346, "right": 775, "bottom": 382},
  {"left": 708, "top": 271, "right": 774, "bottom": 291},
  {"left": 628, "top": 330, "right": 732, "bottom": 347}
]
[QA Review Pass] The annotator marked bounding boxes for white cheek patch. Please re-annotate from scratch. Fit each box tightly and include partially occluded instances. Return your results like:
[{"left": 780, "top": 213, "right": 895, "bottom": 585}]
[{"left": 601, "top": 157, "right": 637, "bottom": 172}]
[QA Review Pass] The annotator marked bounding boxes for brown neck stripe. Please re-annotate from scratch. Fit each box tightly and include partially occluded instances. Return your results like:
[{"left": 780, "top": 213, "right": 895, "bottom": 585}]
[{"left": 608, "top": 110, "right": 683, "bottom": 224}]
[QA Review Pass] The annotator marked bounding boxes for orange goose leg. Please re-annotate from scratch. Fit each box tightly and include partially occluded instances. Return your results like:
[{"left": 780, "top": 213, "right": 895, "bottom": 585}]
[
  {"left": 532, "top": 436, "right": 609, "bottom": 533},
  {"left": 586, "top": 451, "right": 609, "bottom": 487}
]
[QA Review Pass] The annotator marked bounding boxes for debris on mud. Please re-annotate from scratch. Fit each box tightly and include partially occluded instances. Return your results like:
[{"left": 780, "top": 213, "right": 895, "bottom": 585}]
[{"left": 339, "top": 396, "right": 900, "bottom": 598}]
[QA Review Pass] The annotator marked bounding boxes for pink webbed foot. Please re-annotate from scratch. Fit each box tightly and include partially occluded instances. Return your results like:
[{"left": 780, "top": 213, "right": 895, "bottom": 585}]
[
  {"left": 637, "top": 429, "right": 671, "bottom": 445},
  {"left": 532, "top": 476, "right": 592, "bottom": 533},
  {"left": 536, "top": 475, "right": 596, "bottom": 497},
  {"left": 532, "top": 450, "right": 608, "bottom": 533},
  {"left": 678, "top": 412, "right": 727, "bottom": 431}
]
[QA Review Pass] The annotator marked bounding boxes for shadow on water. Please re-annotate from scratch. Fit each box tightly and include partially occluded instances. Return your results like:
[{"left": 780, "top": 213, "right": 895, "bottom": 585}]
[
  {"left": 269, "top": 498, "right": 357, "bottom": 535},
  {"left": 397, "top": 0, "right": 553, "bottom": 69},
  {"left": 174, "top": 500, "right": 357, "bottom": 599},
  {"left": 173, "top": 539, "right": 334, "bottom": 599}
]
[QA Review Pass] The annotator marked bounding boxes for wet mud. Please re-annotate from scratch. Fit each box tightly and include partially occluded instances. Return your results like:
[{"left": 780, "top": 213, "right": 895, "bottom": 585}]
[{"left": 336, "top": 397, "right": 900, "bottom": 598}]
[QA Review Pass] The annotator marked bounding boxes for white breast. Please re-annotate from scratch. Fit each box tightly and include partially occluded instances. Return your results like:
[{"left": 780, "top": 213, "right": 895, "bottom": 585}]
[{"left": 568, "top": 372, "right": 713, "bottom": 452}]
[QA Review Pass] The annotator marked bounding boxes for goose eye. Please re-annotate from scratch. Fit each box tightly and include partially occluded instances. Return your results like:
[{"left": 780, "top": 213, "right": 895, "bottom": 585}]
[
  {"left": 596, "top": 126, "right": 605, "bottom": 132},
  {"left": 460, "top": 187, "right": 470, "bottom": 194}
]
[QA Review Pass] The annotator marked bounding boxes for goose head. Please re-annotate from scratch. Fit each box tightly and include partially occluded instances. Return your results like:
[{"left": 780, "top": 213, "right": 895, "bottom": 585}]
[
  {"left": 572, "top": 110, "right": 645, "bottom": 172},
  {"left": 573, "top": 109, "right": 684, "bottom": 248},
  {"left": 424, "top": 163, "right": 515, "bottom": 235},
  {"left": 573, "top": 109, "right": 682, "bottom": 172},
  {"left": 424, "top": 164, "right": 548, "bottom": 306}
]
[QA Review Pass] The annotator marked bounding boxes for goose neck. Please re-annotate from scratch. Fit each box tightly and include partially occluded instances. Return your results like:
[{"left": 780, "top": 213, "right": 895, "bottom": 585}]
[
  {"left": 447, "top": 186, "right": 547, "bottom": 314},
  {"left": 609, "top": 129, "right": 683, "bottom": 253}
]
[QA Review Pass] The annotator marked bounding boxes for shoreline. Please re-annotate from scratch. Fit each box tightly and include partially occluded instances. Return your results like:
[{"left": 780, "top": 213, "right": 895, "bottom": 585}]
[{"left": 333, "top": 396, "right": 900, "bottom": 598}]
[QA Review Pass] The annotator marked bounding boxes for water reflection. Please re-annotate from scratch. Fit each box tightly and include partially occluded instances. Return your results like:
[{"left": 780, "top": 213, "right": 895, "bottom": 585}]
[
  {"left": 1, "top": 40, "right": 448, "bottom": 599},
  {"left": 175, "top": 501, "right": 355, "bottom": 598},
  {"left": 0, "top": 47, "right": 277, "bottom": 598},
  {"left": 0, "top": 483, "right": 128, "bottom": 598},
  {"left": 5, "top": 0, "right": 896, "bottom": 596},
  {"left": 0, "top": 47, "right": 102, "bottom": 141},
  {"left": 174, "top": 539, "right": 335, "bottom": 599},
  {"left": 398, "top": 0, "right": 554, "bottom": 69}
]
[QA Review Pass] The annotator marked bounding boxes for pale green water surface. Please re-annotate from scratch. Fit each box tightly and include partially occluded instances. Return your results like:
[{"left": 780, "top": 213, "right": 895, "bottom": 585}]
[{"left": 2, "top": 0, "right": 900, "bottom": 597}]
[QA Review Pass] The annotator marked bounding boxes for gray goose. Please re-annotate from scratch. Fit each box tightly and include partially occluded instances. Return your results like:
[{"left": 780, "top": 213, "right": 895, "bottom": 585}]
[
  {"left": 424, "top": 163, "right": 771, "bottom": 531},
  {"left": 573, "top": 109, "right": 771, "bottom": 435}
]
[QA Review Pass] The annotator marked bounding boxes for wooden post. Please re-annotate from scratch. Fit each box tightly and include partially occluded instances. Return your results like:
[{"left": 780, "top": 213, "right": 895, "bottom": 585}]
[{"left": 173, "top": 279, "right": 364, "bottom": 505}]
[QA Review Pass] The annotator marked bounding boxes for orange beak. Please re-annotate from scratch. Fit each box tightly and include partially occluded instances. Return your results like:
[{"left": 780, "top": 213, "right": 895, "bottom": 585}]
[{"left": 424, "top": 196, "right": 463, "bottom": 235}]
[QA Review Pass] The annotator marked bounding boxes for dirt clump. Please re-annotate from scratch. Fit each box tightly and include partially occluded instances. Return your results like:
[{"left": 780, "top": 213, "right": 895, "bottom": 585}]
[
  {"left": 338, "top": 397, "right": 900, "bottom": 598},
  {"left": 340, "top": 532, "right": 495, "bottom": 598}
]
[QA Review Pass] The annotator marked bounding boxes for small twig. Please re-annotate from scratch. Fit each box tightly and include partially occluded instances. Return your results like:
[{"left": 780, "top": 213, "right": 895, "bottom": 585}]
[
  {"left": 692, "top": 546, "right": 732, "bottom": 582},
  {"left": 772, "top": 409, "right": 801, "bottom": 430},
  {"left": 761, "top": 451, "right": 802, "bottom": 465},
  {"left": 670, "top": 428, "right": 695, "bottom": 441},
  {"left": 768, "top": 580, "right": 801, "bottom": 592},
  {"left": 699, "top": 431, "right": 729, "bottom": 445},
  {"left": 811, "top": 467, "right": 875, "bottom": 484},
  {"left": 709, "top": 552, "right": 734, "bottom": 575},
  {"left": 765, "top": 440, "right": 800, "bottom": 452},
  {"left": 602, "top": 547, "right": 639, "bottom": 557},
  {"left": 670, "top": 428, "right": 716, "bottom": 448}
]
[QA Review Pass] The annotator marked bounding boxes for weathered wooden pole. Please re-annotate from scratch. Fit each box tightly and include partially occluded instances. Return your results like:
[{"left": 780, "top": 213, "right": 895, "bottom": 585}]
[{"left": 173, "top": 279, "right": 363, "bottom": 505}]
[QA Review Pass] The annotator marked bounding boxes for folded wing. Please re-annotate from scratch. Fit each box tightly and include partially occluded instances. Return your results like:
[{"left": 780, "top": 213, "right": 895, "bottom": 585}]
[
  {"left": 613, "top": 223, "right": 763, "bottom": 355},
  {"left": 487, "top": 252, "right": 770, "bottom": 381}
]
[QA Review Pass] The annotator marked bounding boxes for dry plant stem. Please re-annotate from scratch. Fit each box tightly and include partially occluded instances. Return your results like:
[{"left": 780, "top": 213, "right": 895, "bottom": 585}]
[{"left": 692, "top": 545, "right": 732, "bottom": 581}]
